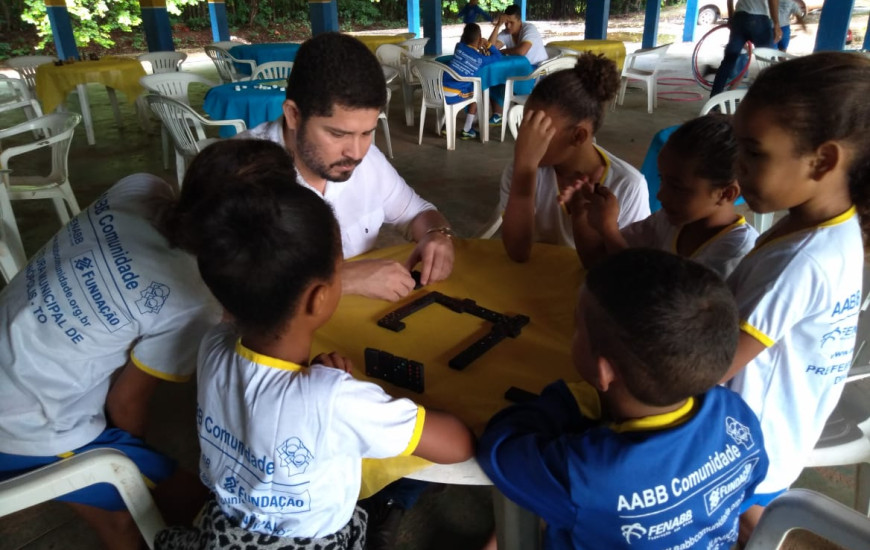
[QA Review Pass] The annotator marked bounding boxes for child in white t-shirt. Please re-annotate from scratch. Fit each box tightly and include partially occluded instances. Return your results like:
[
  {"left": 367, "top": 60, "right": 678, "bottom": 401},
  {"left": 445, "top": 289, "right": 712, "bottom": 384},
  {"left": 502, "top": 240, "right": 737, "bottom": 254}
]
[
  {"left": 722, "top": 52, "right": 870, "bottom": 542},
  {"left": 155, "top": 140, "right": 474, "bottom": 550},
  {"left": 574, "top": 114, "right": 757, "bottom": 279},
  {"left": 499, "top": 52, "right": 649, "bottom": 263}
]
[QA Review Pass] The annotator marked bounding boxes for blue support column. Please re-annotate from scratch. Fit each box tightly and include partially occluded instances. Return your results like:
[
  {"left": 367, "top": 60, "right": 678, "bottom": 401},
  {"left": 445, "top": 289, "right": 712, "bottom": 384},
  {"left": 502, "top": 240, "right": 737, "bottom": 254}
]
[
  {"left": 140, "top": 0, "right": 175, "bottom": 51},
  {"left": 208, "top": 0, "right": 230, "bottom": 42},
  {"left": 814, "top": 0, "right": 855, "bottom": 51},
  {"left": 309, "top": 0, "right": 339, "bottom": 35},
  {"left": 518, "top": 0, "right": 527, "bottom": 21},
  {"left": 422, "top": 0, "right": 442, "bottom": 55},
  {"left": 45, "top": 0, "right": 79, "bottom": 60},
  {"left": 407, "top": 0, "right": 420, "bottom": 37},
  {"left": 682, "top": 0, "right": 699, "bottom": 43},
  {"left": 585, "top": 0, "right": 611, "bottom": 40},
  {"left": 864, "top": 12, "right": 870, "bottom": 50},
  {"left": 642, "top": 0, "right": 661, "bottom": 48}
]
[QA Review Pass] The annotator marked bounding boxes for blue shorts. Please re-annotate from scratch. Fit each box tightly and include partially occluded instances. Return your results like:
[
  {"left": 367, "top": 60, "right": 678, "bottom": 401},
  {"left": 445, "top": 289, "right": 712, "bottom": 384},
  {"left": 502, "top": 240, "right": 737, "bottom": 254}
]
[{"left": 0, "top": 428, "right": 176, "bottom": 511}]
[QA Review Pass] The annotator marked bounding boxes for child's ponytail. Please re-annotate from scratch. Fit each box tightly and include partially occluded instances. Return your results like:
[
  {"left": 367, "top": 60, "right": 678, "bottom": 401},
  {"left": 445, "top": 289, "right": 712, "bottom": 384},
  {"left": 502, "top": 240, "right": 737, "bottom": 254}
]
[{"left": 528, "top": 52, "right": 620, "bottom": 133}]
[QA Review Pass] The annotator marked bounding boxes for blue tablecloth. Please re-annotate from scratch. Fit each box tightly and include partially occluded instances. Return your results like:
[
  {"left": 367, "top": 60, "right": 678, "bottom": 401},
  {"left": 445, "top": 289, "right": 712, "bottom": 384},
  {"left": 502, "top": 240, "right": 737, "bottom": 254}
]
[
  {"left": 435, "top": 54, "right": 534, "bottom": 92},
  {"left": 228, "top": 43, "right": 301, "bottom": 75},
  {"left": 435, "top": 54, "right": 534, "bottom": 104},
  {"left": 203, "top": 80, "right": 285, "bottom": 137}
]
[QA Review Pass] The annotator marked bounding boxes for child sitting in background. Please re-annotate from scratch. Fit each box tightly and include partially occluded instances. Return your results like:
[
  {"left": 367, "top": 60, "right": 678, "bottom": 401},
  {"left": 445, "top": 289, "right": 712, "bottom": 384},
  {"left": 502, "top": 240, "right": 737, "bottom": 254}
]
[
  {"left": 478, "top": 248, "right": 769, "bottom": 549},
  {"left": 156, "top": 140, "right": 475, "bottom": 549},
  {"left": 444, "top": 23, "right": 502, "bottom": 140},
  {"left": 574, "top": 114, "right": 757, "bottom": 279},
  {"left": 499, "top": 52, "right": 649, "bottom": 263}
]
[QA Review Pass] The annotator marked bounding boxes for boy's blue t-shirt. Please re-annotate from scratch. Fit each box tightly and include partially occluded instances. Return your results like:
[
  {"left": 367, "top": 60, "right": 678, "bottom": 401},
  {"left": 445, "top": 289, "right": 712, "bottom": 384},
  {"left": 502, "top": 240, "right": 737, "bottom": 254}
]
[
  {"left": 443, "top": 42, "right": 502, "bottom": 103},
  {"left": 458, "top": 3, "right": 492, "bottom": 24},
  {"left": 478, "top": 382, "right": 769, "bottom": 549}
]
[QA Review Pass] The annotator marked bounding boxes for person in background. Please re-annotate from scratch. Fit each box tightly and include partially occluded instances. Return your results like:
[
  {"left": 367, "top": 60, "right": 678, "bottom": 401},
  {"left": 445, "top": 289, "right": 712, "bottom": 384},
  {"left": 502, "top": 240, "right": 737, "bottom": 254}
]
[
  {"left": 776, "top": 0, "right": 806, "bottom": 51},
  {"left": 486, "top": 3, "right": 548, "bottom": 125},
  {"left": 457, "top": 0, "right": 492, "bottom": 25},
  {"left": 710, "top": 0, "right": 780, "bottom": 96},
  {"left": 444, "top": 23, "right": 503, "bottom": 140}
]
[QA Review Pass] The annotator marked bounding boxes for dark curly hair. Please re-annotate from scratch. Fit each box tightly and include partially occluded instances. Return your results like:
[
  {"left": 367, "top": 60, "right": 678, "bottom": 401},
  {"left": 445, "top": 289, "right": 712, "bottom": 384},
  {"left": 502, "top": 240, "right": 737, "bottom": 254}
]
[
  {"left": 285, "top": 32, "right": 387, "bottom": 119},
  {"left": 528, "top": 52, "right": 621, "bottom": 133}
]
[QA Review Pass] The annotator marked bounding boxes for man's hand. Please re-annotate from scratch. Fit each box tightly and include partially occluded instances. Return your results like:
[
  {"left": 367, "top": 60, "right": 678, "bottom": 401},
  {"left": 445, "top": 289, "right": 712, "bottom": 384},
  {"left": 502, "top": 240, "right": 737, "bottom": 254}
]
[
  {"left": 405, "top": 231, "right": 454, "bottom": 285},
  {"left": 311, "top": 351, "right": 353, "bottom": 373},
  {"left": 515, "top": 109, "right": 556, "bottom": 173},
  {"left": 773, "top": 25, "right": 783, "bottom": 43},
  {"left": 342, "top": 259, "right": 415, "bottom": 301}
]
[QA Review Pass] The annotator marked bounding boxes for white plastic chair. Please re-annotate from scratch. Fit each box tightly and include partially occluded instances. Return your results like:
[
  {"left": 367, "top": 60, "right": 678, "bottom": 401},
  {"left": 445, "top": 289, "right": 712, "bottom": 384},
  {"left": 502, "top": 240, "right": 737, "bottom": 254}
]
[
  {"left": 203, "top": 45, "right": 255, "bottom": 84},
  {"left": 0, "top": 176, "right": 26, "bottom": 283},
  {"left": 616, "top": 43, "right": 672, "bottom": 114},
  {"left": 377, "top": 66, "right": 399, "bottom": 160},
  {"left": 500, "top": 56, "right": 577, "bottom": 142},
  {"left": 507, "top": 104, "right": 524, "bottom": 141},
  {"left": 0, "top": 112, "right": 82, "bottom": 225},
  {"left": 251, "top": 61, "right": 294, "bottom": 81},
  {"left": 753, "top": 46, "right": 797, "bottom": 72},
  {"left": 6, "top": 55, "right": 57, "bottom": 93},
  {"left": 146, "top": 95, "right": 246, "bottom": 184},
  {"left": 140, "top": 73, "right": 218, "bottom": 171},
  {"left": 138, "top": 51, "right": 187, "bottom": 74},
  {"left": 544, "top": 45, "right": 564, "bottom": 62},
  {"left": 139, "top": 72, "right": 218, "bottom": 107},
  {"left": 411, "top": 59, "right": 483, "bottom": 151},
  {"left": 376, "top": 43, "right": 420, "bottom": 127},
  {"left": 699, "top": 88, "right": 746, "bottom": 115},
  {"left": 744, "top": 489, "right": 870, "bottom": 550},
  {"left": 0, "top": 76, "right": 43, "bottom": 124},
  {"left": 0, "top": 448, "right": 167, "bottom": 549},
  {"left": 400, "top": 37, "right": 430, "bottom": 58}
]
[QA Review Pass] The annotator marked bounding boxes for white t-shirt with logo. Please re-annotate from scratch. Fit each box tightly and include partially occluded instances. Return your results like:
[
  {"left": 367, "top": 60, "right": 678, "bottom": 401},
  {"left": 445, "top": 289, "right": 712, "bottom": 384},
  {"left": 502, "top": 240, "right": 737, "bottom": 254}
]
[
  {"left": 197, "top": 323, "right": 425, "bottom": 538},
  {"left": 726, "top": 208, "right": 863, "bottom": 493},
  {"left": 498, "top": 145, "right": 650, "bottom": 248},
  {"left": 499, "top": 22, "right": 548, "bottom": 66},
  {"left": 237, "top": 119, "right": 437, "bottom": 259},
  {"left": 622, "top": 211, "right": 758, "bottom": 279},
  {"left": 0, "top": 174, "right": 221, "bottom": 456}
]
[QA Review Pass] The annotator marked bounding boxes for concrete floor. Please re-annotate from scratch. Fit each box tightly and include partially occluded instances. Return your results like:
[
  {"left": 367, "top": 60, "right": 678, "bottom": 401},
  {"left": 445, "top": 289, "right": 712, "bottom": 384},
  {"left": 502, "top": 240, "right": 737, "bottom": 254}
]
[{"left": 0, "top": 44, "right": 862, "bottom": 549}]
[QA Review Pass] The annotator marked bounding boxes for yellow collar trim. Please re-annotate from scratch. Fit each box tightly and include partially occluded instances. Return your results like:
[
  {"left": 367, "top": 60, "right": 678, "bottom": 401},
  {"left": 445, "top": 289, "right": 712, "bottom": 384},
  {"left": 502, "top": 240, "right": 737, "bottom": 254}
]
[
  {"left": 672, "top": 216, "right": 747, "bottom": 259},
  {"left": 749, "top": 206, "right": 857, "bottom": 257},
  {"left": 235, "top": 339, "right": 303, "bottom": 372},
  {"left": 608, "top": 397, "right": 696, "bottom": 433}
]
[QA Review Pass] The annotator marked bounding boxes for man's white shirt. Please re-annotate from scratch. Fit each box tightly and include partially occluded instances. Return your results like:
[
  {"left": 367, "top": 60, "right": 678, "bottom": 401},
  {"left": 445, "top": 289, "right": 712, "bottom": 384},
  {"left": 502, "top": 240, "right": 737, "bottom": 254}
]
[
  {"left": 498, "top": 22, "right": 548, "bottom": 66},
  {"left": 237, "top": 119, "right": 437, "bottom": 258}
]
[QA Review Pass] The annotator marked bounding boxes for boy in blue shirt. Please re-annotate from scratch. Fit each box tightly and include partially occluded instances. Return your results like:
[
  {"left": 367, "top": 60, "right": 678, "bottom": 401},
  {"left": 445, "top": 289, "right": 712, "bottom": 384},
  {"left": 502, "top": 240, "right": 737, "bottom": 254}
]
[
  {"left": 478, "top": 249, "right": 769, "bottom": 549},
  {"left": 457, "top": 0, "right": 492, "bottom": 24},
  {"left": 443, "top": 23, "right": 501, "bottom": 140}
]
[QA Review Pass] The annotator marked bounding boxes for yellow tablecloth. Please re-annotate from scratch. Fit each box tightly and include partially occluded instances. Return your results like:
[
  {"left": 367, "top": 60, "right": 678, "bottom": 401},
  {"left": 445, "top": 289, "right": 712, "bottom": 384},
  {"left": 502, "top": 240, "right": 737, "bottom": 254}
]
[
  {"left": 35, "top": 56, "right": 146, "bottom": 113},
  {"left": 547, "top": 39, "right": 627, "bottom": 71},
  {"left": 351, "top": 34, "right": 408, "bottom": 54},
  {"left": 311, "top": 239, "right": 583, "bottom": 497}
]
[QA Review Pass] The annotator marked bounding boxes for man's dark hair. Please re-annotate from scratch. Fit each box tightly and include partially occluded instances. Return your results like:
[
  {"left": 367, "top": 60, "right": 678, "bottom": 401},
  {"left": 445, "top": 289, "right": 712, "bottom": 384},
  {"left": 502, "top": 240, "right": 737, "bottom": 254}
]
[
  {"left": 461, "top": 23, "right": 482, "bottom": 45},
  {"left": 584, "top": 249, "right": 738, "bottom": 406},
  {"left": 504, "top": 4, "right": 521, "bottom": 18},
  {"left": 285, "top": 32, "right": 387, "bottom": 119},
  {"left": 185, "top": 140, "right": 341, "bottom": 335}
]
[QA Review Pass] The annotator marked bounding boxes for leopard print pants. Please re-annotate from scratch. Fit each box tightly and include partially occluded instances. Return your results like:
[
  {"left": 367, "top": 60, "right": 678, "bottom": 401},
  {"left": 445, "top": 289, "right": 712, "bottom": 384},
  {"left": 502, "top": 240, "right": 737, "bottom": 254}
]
[{"left": 155, "top": 496, "right": 367, "bottom": 550}]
